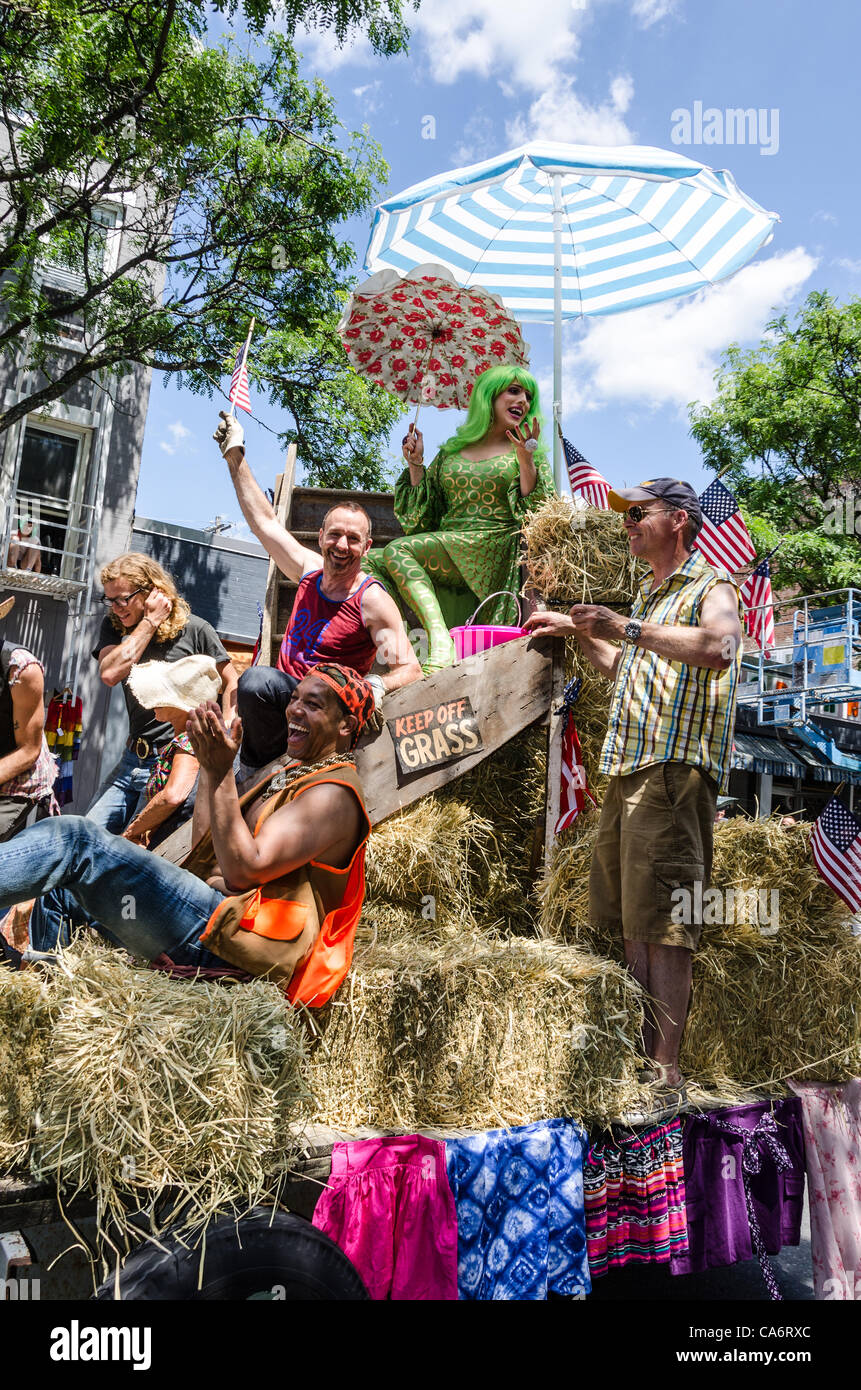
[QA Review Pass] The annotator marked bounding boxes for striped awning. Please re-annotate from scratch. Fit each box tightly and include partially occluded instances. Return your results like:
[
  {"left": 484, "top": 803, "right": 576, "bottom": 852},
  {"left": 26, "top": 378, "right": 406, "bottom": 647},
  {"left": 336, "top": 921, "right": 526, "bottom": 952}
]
[
  {"left": 731, "top": 734, "right": 861, "bottom": 784},
  {"left": 364, "top": 143, "right": 779, "bottom": 321}
]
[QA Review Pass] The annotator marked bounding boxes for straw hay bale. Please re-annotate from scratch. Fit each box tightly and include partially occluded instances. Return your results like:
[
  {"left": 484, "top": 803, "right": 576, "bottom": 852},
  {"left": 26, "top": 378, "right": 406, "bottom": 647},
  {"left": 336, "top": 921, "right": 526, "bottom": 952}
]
[
  {"left": 522, "top": 496, "right": 640, "bottom": 608},
  {"left": 365, "top": 798, "right": 490, "bottom": 915},
  {"left": 0, "top": 967, "right": 52, "bottom": 1167},
  {"left": 540, "top": 816, "right": 861, "bottom": 1085},
  {"left": 306, "top": 930, "right": 645, "bottom": 1131},
  {"left": 0, "top": 941, "right": 313, "bottom": 1247}
]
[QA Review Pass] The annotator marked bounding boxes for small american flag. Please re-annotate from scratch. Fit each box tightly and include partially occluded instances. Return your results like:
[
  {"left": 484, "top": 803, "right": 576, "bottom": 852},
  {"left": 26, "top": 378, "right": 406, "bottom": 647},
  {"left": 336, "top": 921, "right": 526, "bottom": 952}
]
[
  {"left": 229, "top": 336, "right": 252, "bottom": 414},
  {"left": 554, "top": 677, "right": 597, "bottom": 833},
  {"left": 560, "top": 435, "right": 610, "bottom": 509},
  {"left": 696, "top": 479, "right": 756, "bottom": 571},
  {"left": 740, "top": 557, "right": 776, "bottom": 653},
  {"left": 810, "top": 795, "right": 861, "bottom": 914}
]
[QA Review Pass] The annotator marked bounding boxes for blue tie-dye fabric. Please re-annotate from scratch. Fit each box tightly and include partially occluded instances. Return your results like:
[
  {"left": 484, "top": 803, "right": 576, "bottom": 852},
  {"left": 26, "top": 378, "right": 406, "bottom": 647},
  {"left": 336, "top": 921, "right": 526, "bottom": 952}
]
[{"left": 445, "top": 1118, "right": 591, "bottom": 1301}]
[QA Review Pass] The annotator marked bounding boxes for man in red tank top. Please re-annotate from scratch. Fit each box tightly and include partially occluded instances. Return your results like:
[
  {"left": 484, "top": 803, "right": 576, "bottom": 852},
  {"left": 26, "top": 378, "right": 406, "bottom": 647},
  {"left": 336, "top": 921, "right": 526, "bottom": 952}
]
[{"left": 213, "top": 413, "right": 422, "bottom": 775}]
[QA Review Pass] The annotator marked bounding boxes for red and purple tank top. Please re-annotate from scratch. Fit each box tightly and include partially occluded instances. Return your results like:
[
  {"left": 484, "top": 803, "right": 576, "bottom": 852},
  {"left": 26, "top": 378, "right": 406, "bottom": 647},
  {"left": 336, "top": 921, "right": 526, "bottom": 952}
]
[{"left": 277, "top": 570, "right": 381, "bottom": 679}]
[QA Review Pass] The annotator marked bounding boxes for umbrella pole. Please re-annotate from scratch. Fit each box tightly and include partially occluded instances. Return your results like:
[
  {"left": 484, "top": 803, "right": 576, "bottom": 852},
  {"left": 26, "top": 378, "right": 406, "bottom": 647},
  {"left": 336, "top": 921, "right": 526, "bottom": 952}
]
[{"left": 552, "top": 173, "right": 563, "bottom": 493}]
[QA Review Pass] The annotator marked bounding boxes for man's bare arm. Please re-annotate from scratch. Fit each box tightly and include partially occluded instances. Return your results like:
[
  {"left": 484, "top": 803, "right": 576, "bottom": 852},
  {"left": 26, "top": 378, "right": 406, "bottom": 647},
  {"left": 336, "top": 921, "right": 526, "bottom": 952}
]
[
  {"left": 224, "top": 447, "right": 319, "bottom": 583},
  {"left": 361, "top": 585, "right": 422, "bottom": 691},
  {"left": 521, "top": 610, "right": 621, "bottom": 679},
  {"left": 0, "top": 665, "right": 46, "bottom": 783},
  {"left": 97, "top": 589, "right": 172, "bottom": 686},
  {"left": 207, "top": 777, "right": 361, "bottom": 892}
]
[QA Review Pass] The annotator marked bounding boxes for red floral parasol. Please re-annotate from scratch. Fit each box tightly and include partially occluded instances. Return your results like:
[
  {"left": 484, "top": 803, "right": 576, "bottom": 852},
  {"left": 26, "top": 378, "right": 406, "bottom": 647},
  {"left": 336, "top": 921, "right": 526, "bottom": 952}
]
[{"left": 337, "top": 262, "right": 529, "bottom": 411}]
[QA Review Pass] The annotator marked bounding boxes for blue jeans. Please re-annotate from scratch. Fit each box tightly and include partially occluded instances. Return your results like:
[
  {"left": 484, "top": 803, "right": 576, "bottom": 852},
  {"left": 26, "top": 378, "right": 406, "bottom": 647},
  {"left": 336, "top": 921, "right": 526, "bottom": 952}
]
[
  {"left": 87, "top": 747, "right": 159, "bottom": 832},
  {"left": 237, "top": 666, "right": 298, "bottom": 770},
  {"left": 10, "top": 817, "right": 227, "bottom": 968},
  {"left": 30, "top": 746, "right": 161, "bottom": 949}
]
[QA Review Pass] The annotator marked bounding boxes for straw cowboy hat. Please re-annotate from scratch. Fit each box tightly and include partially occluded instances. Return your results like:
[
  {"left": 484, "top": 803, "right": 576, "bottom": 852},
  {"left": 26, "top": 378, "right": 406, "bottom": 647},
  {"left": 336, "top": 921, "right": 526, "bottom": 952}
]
[
  {"left": 127, "top": 655, "right": 221, "bottom": 712},
  {"left": 0, "top": 596, "right": 16, "bottom": 622}
]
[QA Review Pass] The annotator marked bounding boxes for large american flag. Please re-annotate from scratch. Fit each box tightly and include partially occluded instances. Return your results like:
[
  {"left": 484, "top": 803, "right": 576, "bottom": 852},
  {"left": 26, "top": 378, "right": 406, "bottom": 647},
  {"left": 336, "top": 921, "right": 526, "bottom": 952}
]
[
  {"left": 696, "top": 479, "right": 756, "bottom": 571},
  {"left": 810, "top": 795, "right": 861, "bottom": 914},
  {"left": 560, "top": 435, "right": 610, "bottom": 509},
  {"left": 740, "top": 557, "right": 776, "bottom": 652},
  {"left": 228, "top": 341, "right": 252, "bottom": 414}
]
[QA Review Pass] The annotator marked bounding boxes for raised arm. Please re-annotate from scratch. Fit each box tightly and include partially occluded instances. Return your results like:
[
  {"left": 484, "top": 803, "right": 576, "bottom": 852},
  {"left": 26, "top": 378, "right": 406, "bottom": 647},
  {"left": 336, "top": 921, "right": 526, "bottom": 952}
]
[
  {"left": 97, "top": 589, "right": 172, "bottom": 687},
  {"left": 213, "top": 412, "right": 318, "bottom": 584}
]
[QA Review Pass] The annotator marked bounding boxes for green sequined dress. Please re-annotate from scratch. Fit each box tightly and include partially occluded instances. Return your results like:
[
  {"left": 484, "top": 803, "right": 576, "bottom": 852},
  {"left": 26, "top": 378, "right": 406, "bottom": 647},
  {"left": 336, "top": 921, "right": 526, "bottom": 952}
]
[{"left": 365, "top": 447, "right": 554, "bottom": 672}]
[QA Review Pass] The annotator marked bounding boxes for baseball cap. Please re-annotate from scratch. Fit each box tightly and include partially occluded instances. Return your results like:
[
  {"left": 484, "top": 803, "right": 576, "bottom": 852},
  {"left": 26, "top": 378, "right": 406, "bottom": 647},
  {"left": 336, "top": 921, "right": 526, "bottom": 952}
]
[{"left": 607, "top": 478, "right": 703, "bottom": 535}]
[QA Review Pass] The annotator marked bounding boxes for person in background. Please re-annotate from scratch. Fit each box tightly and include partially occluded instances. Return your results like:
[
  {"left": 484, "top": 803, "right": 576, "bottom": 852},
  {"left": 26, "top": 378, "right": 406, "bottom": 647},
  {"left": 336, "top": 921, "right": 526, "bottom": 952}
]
[
  {"left": 121, "top": 655, "right": 221, "bottom": 848},
  {"left": 26, "top": 655, "right": 222, "bottom": 953},
  {"left": 91, "top": 552, "right": 238, "bottom": 832},
  {"left": 213, "top": 413, "right": 421, "bottom": 777},
  {"left": 0, "top": 596, "right": 57, "bottom": 838},
  {"left": 524, "top": 478, "right": 743, "bottom": 1114}
]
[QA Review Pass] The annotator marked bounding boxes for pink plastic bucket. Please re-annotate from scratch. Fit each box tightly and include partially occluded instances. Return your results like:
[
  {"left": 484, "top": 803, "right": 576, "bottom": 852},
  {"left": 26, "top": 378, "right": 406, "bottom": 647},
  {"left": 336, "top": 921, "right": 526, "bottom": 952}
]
[{"left": 450, "top": 591, "right": 526, "bottom": 661}]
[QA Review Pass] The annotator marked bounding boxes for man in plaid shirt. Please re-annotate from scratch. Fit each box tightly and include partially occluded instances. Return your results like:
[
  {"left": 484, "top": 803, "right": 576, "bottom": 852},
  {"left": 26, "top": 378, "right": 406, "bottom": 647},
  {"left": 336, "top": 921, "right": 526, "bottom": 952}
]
[{"left": 525, "top": 479, "right": 743, "bottom": 1112}]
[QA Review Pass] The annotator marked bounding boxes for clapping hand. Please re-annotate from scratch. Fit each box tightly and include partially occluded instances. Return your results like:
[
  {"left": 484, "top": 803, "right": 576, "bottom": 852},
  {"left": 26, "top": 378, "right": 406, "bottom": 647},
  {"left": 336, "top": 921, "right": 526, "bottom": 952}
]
[{"left": 187, "top": 700, "right": 243, "bottom": 778}]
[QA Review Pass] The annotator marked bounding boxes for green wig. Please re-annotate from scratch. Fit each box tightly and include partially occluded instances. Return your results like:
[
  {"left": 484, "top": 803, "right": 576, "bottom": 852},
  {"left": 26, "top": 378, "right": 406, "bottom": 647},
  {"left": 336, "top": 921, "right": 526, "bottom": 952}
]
[{"left": 440, "top": 363, "right": 546, "bottom": 462}]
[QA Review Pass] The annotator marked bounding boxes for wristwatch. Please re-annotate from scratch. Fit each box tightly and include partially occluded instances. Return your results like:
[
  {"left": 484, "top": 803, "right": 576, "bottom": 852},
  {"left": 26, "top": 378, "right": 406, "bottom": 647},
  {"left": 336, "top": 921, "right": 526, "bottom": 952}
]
[{"left": 623, "top": 618, "right": 643, "bottom": 644}]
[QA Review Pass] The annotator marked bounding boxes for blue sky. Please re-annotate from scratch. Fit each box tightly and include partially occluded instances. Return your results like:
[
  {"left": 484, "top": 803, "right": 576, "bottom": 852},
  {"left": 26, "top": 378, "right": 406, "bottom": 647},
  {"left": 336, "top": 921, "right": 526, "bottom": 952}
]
[{"left": 136, "top": 0, "right": 861, "bottom": 532}]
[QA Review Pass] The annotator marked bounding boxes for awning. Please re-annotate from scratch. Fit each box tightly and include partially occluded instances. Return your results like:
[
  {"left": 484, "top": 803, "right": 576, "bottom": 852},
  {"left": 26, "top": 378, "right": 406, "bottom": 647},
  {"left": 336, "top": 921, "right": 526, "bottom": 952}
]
[
  {"left": 731, "top": 734, "right": 809, "bottom": 779},
  {"left": 731, "top": 733, "right": 861, "bottom": 784}
]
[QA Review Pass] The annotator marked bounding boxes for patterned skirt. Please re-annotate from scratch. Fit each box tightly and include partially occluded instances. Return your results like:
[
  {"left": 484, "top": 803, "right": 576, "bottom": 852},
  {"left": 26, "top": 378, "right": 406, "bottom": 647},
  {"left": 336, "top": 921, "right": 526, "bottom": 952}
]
[{"left": 584, "top": 1118, "right": 688, "bottom": 1277}]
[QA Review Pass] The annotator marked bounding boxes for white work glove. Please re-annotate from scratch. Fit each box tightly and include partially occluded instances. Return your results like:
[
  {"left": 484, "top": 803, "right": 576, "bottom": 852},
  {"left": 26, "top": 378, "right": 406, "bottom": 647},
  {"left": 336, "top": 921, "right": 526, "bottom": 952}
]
[
  {"left": 213, "top": 410, "right": 245, "bottom": 459},
  {"left": 366, "top": 674, "right": 385, "bottom": 710}
]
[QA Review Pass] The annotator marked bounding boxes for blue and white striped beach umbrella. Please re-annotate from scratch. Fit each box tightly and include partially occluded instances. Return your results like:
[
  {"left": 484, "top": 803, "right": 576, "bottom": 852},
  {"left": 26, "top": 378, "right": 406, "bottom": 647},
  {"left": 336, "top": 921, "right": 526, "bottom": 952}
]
[{"left": 364, "top": 142, "right": 779, "bottom": 485}]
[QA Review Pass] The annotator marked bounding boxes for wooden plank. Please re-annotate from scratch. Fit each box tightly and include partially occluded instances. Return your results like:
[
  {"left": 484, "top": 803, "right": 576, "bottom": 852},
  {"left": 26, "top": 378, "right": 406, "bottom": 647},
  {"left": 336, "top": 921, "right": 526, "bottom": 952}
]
[
  {"left": 354, "top": 635, "right": 555, "bottom": 825},
  {"left": 260, "top": 443, "right": 296, "bottom": 666},
  {"left": 542, "top": 641, "right": 568, "bottom": 869}
]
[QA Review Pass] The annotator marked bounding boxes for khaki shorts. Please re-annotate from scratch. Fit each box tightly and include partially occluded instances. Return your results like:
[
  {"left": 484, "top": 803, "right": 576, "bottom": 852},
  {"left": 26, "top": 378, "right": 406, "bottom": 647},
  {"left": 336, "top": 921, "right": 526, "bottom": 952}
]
[{"left": 588, "top": 761, "right": 718, "bottom": 952}]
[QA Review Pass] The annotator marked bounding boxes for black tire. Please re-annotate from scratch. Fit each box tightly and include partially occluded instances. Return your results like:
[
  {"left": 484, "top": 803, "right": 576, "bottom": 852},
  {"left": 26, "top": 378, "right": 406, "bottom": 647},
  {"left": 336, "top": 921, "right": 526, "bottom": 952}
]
[{"left": 95, "top": 1208, "right": 369, "bottom": 1301}]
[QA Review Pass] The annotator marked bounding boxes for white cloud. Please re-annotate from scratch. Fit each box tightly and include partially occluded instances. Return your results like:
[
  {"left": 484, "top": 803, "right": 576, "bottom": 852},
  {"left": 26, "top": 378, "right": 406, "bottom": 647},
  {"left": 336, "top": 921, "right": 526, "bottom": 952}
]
[
  {"left": 410, "top": 0, "right": 591, "bottom": 91},
  {"left": 560, "top": 247, "right": 817, "bottom": 415},
  {"left": 452, "top": 110, "right": 498, "bottom": 166},
  {"left": 507, "top": 72, "right": 635, "bottom": 146},
  {"left": 834, "top": 257, "right": 861, "bottom": 274},
  {"left": 159, "top": 420, "right": 192, "bottom": 456},
  {"left": 812, "top": 209, "right": 837, "bottom": 224},
  {"left": 630, "top": 0, "right": 681, "bottom": 24},
  {"left": 352, "top": 80, "right": 383, "bottom": 113},
  {"left": 294, "top": 24, "right": 374, "bottom": 72}
]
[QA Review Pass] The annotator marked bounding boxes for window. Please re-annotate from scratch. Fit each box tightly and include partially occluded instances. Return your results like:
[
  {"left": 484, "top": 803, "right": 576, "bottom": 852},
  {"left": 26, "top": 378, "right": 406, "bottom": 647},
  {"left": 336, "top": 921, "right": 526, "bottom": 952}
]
[{"left": 5, "top": 425, "right": 93, "bottom": 581}]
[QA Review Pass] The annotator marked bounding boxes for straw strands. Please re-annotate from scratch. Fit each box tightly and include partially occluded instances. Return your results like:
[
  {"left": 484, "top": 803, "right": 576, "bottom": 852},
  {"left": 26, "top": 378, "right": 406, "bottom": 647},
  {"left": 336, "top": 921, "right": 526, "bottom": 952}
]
[
  {"left": 540, "top": 817, "right": 861, "bottom": 1085},
  {"left": 306, "top": 929, "right": 645, "bottom": 1131},
  {"left": 0, "top": 941, "right": 313, "bottom": 1252},
  {"left": 522, "top": 496, "right": 641, "bottom": 608}
]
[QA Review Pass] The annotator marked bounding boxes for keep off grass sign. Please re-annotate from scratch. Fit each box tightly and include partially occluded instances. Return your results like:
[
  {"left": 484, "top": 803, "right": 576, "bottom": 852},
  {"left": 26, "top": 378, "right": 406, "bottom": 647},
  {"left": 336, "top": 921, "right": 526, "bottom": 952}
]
[{"left": 388, "top": 697, "right": 484, "bottom": 782}]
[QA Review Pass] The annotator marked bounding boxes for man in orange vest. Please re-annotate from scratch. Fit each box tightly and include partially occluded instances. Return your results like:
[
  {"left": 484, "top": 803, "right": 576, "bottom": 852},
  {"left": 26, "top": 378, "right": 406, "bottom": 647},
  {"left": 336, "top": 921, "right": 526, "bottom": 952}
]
[{"left": 3, "top": 664, "right": 373, "bottom": 1007}]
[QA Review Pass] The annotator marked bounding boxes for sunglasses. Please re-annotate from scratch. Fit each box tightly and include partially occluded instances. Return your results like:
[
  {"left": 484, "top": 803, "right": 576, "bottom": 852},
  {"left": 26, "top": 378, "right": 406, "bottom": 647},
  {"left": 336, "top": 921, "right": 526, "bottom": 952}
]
[
  {"left": 102, "top": 586, "right": 146, "bottom": 609},
  {"left": 623, "top": 504, "right": 678, "bottom": 523}
]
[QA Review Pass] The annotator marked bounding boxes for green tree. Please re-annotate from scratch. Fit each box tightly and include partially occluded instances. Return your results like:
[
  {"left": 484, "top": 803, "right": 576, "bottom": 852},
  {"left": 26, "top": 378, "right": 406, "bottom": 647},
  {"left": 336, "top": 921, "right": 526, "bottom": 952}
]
[
  {"left": 689, "top": 290, "right": 861, "bottom": 594},
  {"left": 0, "top": 0, "right": 413, "bottom": 485}
]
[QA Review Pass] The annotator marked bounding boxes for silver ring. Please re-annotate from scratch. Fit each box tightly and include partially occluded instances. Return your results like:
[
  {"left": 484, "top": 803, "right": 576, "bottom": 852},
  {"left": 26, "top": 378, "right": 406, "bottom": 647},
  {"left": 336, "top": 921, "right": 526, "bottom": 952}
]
[{"left": 522, "top": 438, "right": 539, "bottom": 453}]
